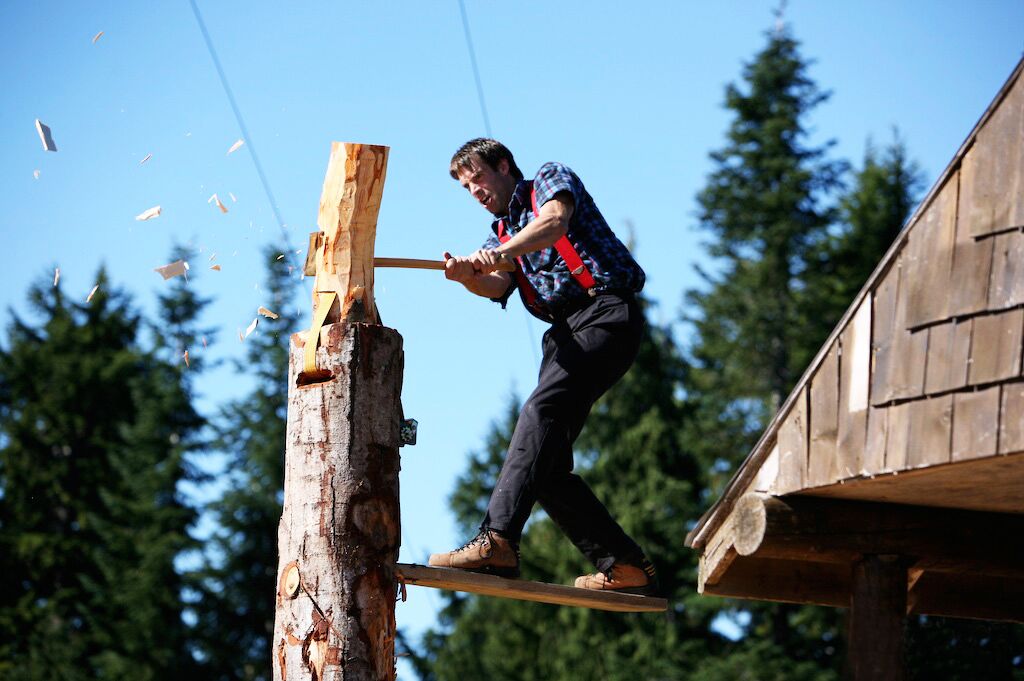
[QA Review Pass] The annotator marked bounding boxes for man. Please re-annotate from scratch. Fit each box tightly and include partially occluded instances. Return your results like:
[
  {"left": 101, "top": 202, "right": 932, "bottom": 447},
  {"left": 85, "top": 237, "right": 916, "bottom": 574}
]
[{"left": 428, "top": 138, "right": 657, "bottom": 596}]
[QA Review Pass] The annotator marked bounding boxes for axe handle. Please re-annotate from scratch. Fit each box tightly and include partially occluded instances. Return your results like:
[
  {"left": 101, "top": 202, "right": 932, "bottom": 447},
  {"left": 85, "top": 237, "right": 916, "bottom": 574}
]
[{"left": 374, "top": 257, "right": 515, "bottom": 272}]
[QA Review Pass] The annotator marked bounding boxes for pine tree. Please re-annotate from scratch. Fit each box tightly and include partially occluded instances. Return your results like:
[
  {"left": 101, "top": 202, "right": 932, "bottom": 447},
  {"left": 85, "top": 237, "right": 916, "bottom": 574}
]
[
  {"left": 190, "top": 247, "right": 302, "bottom": 681},
  {"left": 0, "top": 267, "right": 203, "bottom": 680}
]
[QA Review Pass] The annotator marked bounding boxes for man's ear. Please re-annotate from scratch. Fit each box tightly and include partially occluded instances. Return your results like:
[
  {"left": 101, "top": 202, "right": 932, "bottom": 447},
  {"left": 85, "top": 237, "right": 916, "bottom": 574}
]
[{"left": 497, "top": 158, "right": 510, "bottom": 176}]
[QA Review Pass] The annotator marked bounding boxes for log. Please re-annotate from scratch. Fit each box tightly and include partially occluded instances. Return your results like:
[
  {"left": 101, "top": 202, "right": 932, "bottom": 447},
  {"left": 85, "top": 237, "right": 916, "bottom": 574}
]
[
  {"left": 312, "top": 142, "right": 389, "bottom": 325},
  {"left": 273, "top": 322, "right": 404, "bottom": 681},
  {"left": 730, "top": 494, "right": 1024, "bottom": 578},
  {"left": 845, "top": 555, "right": 906, "bottom": 681}
]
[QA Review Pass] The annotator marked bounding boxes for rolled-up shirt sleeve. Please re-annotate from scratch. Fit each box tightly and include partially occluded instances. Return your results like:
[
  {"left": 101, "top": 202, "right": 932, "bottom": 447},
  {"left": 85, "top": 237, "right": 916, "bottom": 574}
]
[{"left": 533, "top": 162, "right": 581, "bottom": 210}]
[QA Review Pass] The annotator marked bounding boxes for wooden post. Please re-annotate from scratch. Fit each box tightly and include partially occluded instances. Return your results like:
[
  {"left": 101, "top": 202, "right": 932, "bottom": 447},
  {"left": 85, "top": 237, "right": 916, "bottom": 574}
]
[
  {"left": 845, "top": 555, "right": 906, "bottom": 681},
  {"left": 273, "top": 143, "right": 402, "bottom": 681}
]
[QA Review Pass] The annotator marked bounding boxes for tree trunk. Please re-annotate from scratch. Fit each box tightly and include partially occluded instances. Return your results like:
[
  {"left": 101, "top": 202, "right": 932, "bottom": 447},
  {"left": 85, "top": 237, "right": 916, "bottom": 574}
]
[{"left": 273, "top": 321, "right": 404, "bottom": 681}]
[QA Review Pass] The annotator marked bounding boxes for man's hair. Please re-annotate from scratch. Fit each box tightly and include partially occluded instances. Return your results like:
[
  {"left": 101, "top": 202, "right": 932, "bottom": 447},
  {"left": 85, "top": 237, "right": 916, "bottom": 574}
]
[{"left": 449, "top": 138, "right": 524, "bottom": 181}]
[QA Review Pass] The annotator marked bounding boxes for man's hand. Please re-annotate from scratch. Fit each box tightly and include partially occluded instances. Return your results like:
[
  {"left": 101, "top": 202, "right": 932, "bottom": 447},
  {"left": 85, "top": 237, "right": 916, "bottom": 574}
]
[
  {"left": 468, "top": 248, "right": 511, "bottom": 275},
  {"left": 443, "top": 250, "right": 514, "bottom": 299}
]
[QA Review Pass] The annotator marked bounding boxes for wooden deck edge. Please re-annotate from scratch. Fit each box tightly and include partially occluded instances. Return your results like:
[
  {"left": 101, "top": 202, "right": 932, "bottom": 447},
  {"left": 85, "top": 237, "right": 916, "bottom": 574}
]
[{"left": 395, "top": 563, "right": 668, "bottom": 613}]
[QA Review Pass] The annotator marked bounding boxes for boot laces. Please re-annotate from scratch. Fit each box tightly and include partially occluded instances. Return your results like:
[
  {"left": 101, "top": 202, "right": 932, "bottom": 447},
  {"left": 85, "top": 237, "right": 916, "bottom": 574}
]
[{"left": 455, "top": 529, "right": 491, "bottom": 555}]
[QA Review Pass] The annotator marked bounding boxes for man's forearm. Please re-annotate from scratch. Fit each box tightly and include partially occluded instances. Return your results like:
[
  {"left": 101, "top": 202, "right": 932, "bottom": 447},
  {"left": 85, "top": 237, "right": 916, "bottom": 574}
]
[
  {"left": 463, "top": 272, "right": 512, "bottom": 299},
  {"left": 496, "top": 214, "right": 568, "bottom": 259}
]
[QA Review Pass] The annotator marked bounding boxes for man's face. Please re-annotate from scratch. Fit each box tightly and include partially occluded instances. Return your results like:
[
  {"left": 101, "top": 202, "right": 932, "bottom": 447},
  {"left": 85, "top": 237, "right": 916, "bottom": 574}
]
[{"left": 456, "top": 155, "right": 516, "bottom": 216}]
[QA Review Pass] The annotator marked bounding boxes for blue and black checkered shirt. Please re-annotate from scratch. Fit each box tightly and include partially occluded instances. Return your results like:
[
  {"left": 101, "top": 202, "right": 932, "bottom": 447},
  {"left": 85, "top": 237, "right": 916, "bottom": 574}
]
[{"left": 483, "top": 162, "right": 645, "bottom": 321}]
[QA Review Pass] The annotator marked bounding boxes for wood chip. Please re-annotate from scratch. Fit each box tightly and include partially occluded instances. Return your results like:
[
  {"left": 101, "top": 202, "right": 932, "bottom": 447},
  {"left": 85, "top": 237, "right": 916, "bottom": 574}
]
[
  {"left": 210, "top": 264, "right": 222, "bottom": 271},
  {"left": 208, "top": 193, "right": 228, "bottom": 213},
  {"left": 86, "top": 285, "right": 99, "bottom": 302},
  {"left": 228, "top": 192, "right": 237, "bottom": 202},
  {"left": 183, "top": 350, "right": 190, "bottom": 368},
  {"left": 33, "top": 169, "right": 40, "bottom": 179},
  {"left": 35, "top": 119, "right": 57, "bottom": 152},
  {"left": 92, "top": 31, "right": 104, "bottom": 44},
  {"left": 276, "top": 254, "right": 285, "bottom": 260},
  {"left": 153, "top": 260, "right": 190, "bottom": 280},
  {"left": 258, "top": 306, "right": 279, "bottom": 319},
  {"left": 135, "top": 205, "right": 161, "bottom": 221},
  {"left": 244, "top": 318, "right": 258, "bottom": 338},
  {"left": 208, "top": 253, "right": 217, "bottom": 261},
  {"left": 201, "top": 335, "right": 208, "bottom": 348},
  {"left": 227, "top": 139, "right": 244, "bottom": 154},
  {"left": 53, "top": 268, "right": 60, "bottom": 287},
  {"left": 139, "top": 153, "right": 152, "bottom": 165}
]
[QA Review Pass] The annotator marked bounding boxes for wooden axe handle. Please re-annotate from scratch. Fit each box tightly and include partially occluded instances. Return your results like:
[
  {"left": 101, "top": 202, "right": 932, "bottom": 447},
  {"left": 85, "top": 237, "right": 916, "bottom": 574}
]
[{"left": 374, "top": 257, "right": 516, "bottom": 272}]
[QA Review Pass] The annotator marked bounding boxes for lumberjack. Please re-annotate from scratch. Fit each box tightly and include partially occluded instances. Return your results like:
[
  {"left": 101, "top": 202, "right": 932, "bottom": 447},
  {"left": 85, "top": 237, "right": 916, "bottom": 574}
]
[{"left": 429, "top": 138, "right": 659, "bottom": 595}]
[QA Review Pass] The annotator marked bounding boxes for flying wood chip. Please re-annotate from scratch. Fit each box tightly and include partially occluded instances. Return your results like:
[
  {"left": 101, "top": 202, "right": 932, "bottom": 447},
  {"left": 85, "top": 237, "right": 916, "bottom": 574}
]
[
  {"left": 35, "top": 119, "right": 57, "bottom": 152},
  {"left": 33, "top": 170, "right": 40, "bottom": 179},
  {"left": 210, "top": 264, "right": 222, "bottom": 271},
  {"left": 54, "top": 268, "right": 60, "bottom": 287},
  {"left": 227, "top": 139, "right": 244, "bottom": 154},
  {"left": 208, "top": 193, "right": 228, "bottom": 213},
  {"left": 86, "top": 285, "right": 99, "bottom": 302},
  {"left": 153, "top": 260, "right": 189, "bottom": 280},
  {"left": 135, "top": 205, "right": 161, "bottom": 221},
  {"left": 244, "top": 318, "right": 258, "bottom": 338},
  {"left": 258, "top": 306, "right": 279, "bottom": 320},
  {"left": 139, "top": 153, "right": 152, "bottom": 165},
  {"left": 183, "top": 350, "right": 190, "bottom": 368},
  {"left": 92, "top": 31, "right": 104, "bottom": 44}
]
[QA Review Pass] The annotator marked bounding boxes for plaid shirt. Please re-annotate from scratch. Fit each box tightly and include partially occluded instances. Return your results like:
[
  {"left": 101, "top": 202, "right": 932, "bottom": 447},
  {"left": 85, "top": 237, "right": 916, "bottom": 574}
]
[{"left": 483, "top": 162, "right": 645, "bottom": 321}]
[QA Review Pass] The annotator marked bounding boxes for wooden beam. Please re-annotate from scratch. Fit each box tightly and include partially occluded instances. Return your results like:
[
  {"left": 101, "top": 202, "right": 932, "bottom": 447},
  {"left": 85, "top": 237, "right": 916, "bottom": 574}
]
[
  {"left": 312, "top": 142, "right": 389, "bottom": 325},
  {"left": 907, "top": 571, "right": 1024, "bottom": 623},
  {"left": 395, "top": 563, "right": 667, "bottom": 613},
  {"left": 845, "top": 555, "right": 906, "bottom": 681},
  {"left": 730, "top": 494, "right": 1024, "bottom": 578},
  {"left": 700, "top": 556, "right": 850, "bottom": 609}
]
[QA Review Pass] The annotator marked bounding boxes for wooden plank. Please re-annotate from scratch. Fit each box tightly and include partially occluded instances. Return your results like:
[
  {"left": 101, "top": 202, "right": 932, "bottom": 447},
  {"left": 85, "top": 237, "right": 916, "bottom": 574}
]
[
  {"left": 906, "top": 395, "right": 953, "bottom": 469},
  {"left": 999, "top": 381, "right": 1024, "bottom": 453},
  {"left": 960, "top": 70, "right": 1024, "bottom": 238},
  {"left": 949, "top": 227, "right": 995, "bottom": 317},
  {"left": 923, "top": 319, "right": 972, "bottom": 394},
  {"left": 752, "top": 443, "right": 780, "bottom": 493},
  {"left": 884, "top": 402, "right": 911, "bottom": 471},
  {"left": 905, "top": 175, "right": 958, "bottom": 328},
  {"left": 395, "top": 563, "right": 667, "bottom": 613},
  {"left": 774, "top": 388, "right": 808, "bottom": 494},
  {"left": 846, "top": 555, "right": 906, "bottom": 681},
  {"left": 837, "top": 300, "right": 871, "bottom": 480},
  {"left": 871, "top": 258, "right": 902, "bottom": 405},
  {"left": 793, "top": 451, "right": 1024, "bottom": 515},
  {"left": 952, "top": 387, "right": 1000, "bottom": 461},
  {"left": 968, "top": 308, "right": 1024, "bottom": 385},
  {"left": 890, "top": 272, "right": 929, "bottom": 400},
  {"left": 808, "top": 343, "right": 840, "bottom": 486},
  {"left": 864, "top": 405, "right": 888, "bottom": 474},
  {"left": 987, "top": 230, "right": 1024, "bottom": 310}
]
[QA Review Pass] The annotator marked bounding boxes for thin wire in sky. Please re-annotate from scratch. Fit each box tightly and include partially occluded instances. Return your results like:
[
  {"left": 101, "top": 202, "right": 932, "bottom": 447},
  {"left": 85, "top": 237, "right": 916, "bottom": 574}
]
[
  {"left": 457, "top": 0, "right": 493, "bottom": 137},
  {"left": 188, "top": 0, "right": 296, "bottom": 264},
  {"left": 457, "top": 0, "right": 540, "bottom": 365}
]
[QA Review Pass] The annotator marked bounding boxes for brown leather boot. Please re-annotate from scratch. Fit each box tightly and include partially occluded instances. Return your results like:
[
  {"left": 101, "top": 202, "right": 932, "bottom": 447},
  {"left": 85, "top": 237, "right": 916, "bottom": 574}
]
[
  {"left": 428, "top": 529, "right": 520, "bottom": 578},
  {"left": 574, "top": 559, "right": 659, "bottom": 596}
]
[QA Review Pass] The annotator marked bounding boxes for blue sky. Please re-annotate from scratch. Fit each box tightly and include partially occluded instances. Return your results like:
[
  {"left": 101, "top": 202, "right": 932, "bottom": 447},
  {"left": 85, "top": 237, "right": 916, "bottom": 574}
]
[{"left": 2, "top": 0, "right": 1023, "bottom": 674}]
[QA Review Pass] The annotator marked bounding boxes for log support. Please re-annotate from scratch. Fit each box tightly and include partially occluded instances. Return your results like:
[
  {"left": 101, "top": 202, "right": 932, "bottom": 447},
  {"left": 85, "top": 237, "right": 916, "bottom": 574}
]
[
  {"left": 845, "top": 555, "right": 906, "bottom": 681},
  {"left": 274, "top": 323, "right": 404, "bottom": 681}
]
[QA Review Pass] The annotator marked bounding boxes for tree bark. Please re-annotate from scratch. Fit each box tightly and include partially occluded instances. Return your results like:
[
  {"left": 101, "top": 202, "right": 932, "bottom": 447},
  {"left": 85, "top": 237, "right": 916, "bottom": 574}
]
[{"left": 273, "top": 321, "right": 404, "bottom": 681}]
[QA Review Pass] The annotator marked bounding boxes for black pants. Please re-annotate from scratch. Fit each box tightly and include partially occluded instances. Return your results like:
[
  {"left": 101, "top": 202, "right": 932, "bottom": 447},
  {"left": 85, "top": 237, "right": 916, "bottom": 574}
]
[{"left": 482, "top": 291, "right": 647, "bottom": 574}]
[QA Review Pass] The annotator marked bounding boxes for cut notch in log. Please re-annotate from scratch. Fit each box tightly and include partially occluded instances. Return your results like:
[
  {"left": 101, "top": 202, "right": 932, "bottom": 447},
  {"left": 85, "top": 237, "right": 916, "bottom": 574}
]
[{"left": 311, "top": 142, "right": 389, "bottom": 326}]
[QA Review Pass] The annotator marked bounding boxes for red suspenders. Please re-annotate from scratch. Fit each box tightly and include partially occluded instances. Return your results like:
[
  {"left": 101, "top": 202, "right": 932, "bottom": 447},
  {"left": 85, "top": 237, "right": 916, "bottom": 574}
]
[{"left": 496, "top": 181, "right": 596, "bottom": 312}]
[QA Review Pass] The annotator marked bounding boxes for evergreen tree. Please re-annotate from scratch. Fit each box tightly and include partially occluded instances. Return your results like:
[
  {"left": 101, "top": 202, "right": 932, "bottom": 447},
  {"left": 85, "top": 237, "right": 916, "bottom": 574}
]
[
  {"left": 190, "top": 247, "right": 301, "bottom": 681},
  {"left": 0, "top": 267, "right": 204, "bottom": 680}
]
